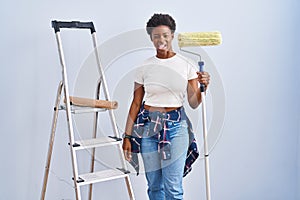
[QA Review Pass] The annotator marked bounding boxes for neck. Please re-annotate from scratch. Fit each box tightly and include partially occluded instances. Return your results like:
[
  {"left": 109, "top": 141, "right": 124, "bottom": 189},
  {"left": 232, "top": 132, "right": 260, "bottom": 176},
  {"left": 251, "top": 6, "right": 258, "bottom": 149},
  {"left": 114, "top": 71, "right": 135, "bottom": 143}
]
[{"left": 156, "top": 49, "right": 176, "bottom": 59}]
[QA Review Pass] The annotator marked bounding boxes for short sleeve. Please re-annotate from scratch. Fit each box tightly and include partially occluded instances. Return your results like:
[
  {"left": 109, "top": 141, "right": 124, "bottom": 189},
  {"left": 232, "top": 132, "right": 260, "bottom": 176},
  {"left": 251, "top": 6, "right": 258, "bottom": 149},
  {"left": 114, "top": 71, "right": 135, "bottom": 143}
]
[
  {"left": 187, "top": 62, "right": 198, "bottom": 80},
  {"left": 134, "top": 66, "right": 144, "bottom": 84}
]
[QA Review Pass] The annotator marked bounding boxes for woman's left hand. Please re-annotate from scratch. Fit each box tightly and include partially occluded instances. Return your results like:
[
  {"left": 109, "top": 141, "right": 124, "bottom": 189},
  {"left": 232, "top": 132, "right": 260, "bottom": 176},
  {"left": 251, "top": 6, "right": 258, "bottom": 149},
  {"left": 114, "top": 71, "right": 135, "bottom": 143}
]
[{"left": 196, "top": 71, "right": 210, "bottom": 88}]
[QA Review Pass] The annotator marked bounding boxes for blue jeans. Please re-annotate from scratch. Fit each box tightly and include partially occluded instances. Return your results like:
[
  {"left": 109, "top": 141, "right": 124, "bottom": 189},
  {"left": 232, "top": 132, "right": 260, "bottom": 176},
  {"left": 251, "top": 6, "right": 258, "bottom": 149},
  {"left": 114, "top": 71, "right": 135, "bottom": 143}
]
[{"left": 141, "top": 120, "right": 189, "bottom": 200}]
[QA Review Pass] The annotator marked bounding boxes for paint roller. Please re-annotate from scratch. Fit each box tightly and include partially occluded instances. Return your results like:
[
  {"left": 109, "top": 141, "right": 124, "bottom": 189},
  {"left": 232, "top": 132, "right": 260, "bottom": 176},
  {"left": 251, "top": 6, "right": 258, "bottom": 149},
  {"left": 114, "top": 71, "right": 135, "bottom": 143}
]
[
  {"left": 178, "top": 31, "right": 222, "bottom": 200},
  {"left": 178, "top": 31, "right": 222, "bottom": 47}
]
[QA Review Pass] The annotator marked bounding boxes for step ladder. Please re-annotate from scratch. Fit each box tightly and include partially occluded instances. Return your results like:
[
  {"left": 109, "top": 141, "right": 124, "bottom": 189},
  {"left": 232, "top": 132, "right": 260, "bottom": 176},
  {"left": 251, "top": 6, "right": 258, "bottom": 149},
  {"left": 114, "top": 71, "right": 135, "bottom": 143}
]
[{"left": 40, "top": 20, "right": 135, "bottom": 200}]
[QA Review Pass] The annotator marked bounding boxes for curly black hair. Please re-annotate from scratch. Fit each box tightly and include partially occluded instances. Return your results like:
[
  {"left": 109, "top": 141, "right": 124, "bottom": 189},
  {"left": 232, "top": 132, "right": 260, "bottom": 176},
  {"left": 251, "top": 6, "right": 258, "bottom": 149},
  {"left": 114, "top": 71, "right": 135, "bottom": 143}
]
[{"left": 146, "top": 13, "right": 176, "bottom": 35}]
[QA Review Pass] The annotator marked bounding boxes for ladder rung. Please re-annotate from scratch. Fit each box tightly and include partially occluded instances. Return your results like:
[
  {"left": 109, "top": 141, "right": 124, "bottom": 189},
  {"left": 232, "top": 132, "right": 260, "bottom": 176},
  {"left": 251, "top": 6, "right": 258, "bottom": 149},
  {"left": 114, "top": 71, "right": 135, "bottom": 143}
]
[
  {"left": 77, "top": 169, "right": 129, "bottom": 186},
  {"left": 57, "top": 105, "right": 107, "bottom": 114},
  {"left": 73, "top": 136, "right": 122, "bottom": 150}
]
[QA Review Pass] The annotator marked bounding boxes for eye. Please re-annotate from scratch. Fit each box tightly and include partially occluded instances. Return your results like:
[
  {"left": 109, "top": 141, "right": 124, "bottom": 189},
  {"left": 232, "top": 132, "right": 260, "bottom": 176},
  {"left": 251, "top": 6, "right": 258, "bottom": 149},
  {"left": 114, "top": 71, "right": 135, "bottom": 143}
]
[
  {"left": 153, "top": 35, "right": 160, "bottom": 39},
  {"left": 152, "top": 33, "right": 171, "bottom": 40}
]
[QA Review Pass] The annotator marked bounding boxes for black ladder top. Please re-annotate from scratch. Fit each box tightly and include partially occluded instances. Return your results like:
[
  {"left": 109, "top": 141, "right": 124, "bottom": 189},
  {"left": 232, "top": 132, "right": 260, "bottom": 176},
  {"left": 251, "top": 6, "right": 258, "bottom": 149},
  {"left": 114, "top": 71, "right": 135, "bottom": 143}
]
[{"left": 52, "top": 20, "right": 96, "bottom": 33}]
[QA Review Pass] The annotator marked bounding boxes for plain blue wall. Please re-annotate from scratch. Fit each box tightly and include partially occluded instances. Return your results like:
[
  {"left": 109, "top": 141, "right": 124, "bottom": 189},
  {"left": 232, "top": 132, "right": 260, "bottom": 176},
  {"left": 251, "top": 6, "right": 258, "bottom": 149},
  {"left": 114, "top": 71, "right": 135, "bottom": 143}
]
[{"left": 0, "top": 0, "right": 299, "bottom": 199}]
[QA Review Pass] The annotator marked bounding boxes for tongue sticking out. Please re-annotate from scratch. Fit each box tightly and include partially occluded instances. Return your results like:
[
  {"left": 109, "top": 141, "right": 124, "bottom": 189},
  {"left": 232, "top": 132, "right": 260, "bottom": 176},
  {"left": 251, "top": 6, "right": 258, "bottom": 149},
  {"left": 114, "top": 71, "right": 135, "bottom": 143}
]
[{"left": 158, "top": 44, "right": 166, "bottom": 50}]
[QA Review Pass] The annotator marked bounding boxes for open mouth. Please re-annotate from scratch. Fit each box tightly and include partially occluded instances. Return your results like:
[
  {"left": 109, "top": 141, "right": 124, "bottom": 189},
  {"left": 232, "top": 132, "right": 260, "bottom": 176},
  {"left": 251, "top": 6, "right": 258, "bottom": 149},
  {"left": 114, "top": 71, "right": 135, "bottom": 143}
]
[{"left": 158, "top": 44, "right": 167, "bottom": 50}]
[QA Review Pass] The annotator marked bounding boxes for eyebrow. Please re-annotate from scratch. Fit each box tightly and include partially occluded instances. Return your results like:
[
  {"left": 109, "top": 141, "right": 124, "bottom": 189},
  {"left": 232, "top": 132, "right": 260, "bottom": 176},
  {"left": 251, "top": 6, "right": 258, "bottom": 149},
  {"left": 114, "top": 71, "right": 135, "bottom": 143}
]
[{"left": 153, "top": 32, "right": 171, "bottom": 36}]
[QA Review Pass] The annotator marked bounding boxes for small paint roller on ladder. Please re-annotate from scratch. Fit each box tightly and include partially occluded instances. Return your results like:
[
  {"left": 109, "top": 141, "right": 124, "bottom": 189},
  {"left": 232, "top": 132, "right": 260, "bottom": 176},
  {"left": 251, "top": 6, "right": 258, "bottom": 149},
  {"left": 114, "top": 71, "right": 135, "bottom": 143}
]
[{"left": 178, "top": 31, "right": 222, "bottom": 200}]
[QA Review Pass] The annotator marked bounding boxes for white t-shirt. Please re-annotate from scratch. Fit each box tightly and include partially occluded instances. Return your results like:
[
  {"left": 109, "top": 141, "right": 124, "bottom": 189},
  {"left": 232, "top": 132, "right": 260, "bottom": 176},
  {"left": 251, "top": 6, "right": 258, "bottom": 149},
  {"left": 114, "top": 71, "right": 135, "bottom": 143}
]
[{"left": 135, "top": 54, "right": 198, "bottom": 107}]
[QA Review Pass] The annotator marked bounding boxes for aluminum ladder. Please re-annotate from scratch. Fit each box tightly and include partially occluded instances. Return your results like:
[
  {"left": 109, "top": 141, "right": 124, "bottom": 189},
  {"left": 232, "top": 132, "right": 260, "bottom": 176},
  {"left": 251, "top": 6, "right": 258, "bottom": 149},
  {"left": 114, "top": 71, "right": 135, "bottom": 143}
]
[{"left": 40, "top": 20, "right": 135, "bottom": 200}]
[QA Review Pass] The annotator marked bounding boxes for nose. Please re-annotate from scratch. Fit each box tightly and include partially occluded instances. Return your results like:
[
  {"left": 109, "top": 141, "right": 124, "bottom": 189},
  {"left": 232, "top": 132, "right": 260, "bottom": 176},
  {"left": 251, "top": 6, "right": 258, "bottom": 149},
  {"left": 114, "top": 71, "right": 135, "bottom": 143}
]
[
  {"left": 157, "top": 35, "right": 166, "bottom": 44},
  {"left": 153, "top": 34, "right": 164, "bottom": 42}
]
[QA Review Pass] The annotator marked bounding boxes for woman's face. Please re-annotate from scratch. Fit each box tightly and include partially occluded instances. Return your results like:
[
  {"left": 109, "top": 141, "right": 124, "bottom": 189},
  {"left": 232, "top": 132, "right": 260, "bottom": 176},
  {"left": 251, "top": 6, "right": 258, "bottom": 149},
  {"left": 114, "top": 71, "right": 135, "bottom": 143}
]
[{"left": 150, "top": 25, "right": 174, "bottom": 52}]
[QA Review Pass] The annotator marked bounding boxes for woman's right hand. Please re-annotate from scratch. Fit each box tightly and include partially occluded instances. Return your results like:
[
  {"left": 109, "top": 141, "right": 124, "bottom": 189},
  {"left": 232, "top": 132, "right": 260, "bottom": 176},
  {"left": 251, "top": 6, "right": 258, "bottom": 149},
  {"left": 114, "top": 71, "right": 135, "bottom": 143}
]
[{"left": 122, "top": 138, "right": 132, "bottom": 161}]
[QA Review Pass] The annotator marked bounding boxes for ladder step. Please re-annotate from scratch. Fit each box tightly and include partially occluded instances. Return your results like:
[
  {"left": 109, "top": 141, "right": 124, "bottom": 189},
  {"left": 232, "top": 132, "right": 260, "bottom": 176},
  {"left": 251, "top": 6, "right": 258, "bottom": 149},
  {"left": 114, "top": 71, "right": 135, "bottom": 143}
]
[
  {"left": 77, "top": 169, "right": 129, "bottom": 186},
  {"left": 72, "top": 136, "right": 122, "bottom": 150},
  {"left": 57, "top": 105, "right": 107, "bottom": 114}
]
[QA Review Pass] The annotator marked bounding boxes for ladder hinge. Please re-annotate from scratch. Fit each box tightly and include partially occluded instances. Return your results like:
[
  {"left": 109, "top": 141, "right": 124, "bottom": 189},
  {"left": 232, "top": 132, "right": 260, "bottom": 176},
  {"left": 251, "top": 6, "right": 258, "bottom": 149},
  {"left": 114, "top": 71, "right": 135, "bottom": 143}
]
[
  {"left": 117, "top": 168, "right": 130, "bottom": 174},
  {"left": 108, "top": 136, "right": 122, "bottom": 141},
  {"left": 72, "top": 177, "right": 84, "bottom": 183},
  {"left": 68, "top": 142, "right": 81, "bottom": 147}
]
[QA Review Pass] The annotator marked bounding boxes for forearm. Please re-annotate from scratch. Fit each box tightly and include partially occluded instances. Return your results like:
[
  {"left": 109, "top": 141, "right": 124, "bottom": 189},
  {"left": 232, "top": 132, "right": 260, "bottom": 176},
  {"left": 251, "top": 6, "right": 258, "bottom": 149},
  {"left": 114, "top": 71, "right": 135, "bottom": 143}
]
[
  {"left": 187, "top": 78, "right": 203, "bottom": 109},
  {"left": 124, "top": 82, "right": 144, "bottom": 135},
  {"left": 124, "top": 101, "right": 141, "bottom": 135},
  {"left": 123, "top": 99, "right": 142, "bottom": 161},
  {"left": 188, "top": 88, "right": 202, "bottom": 109}
]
